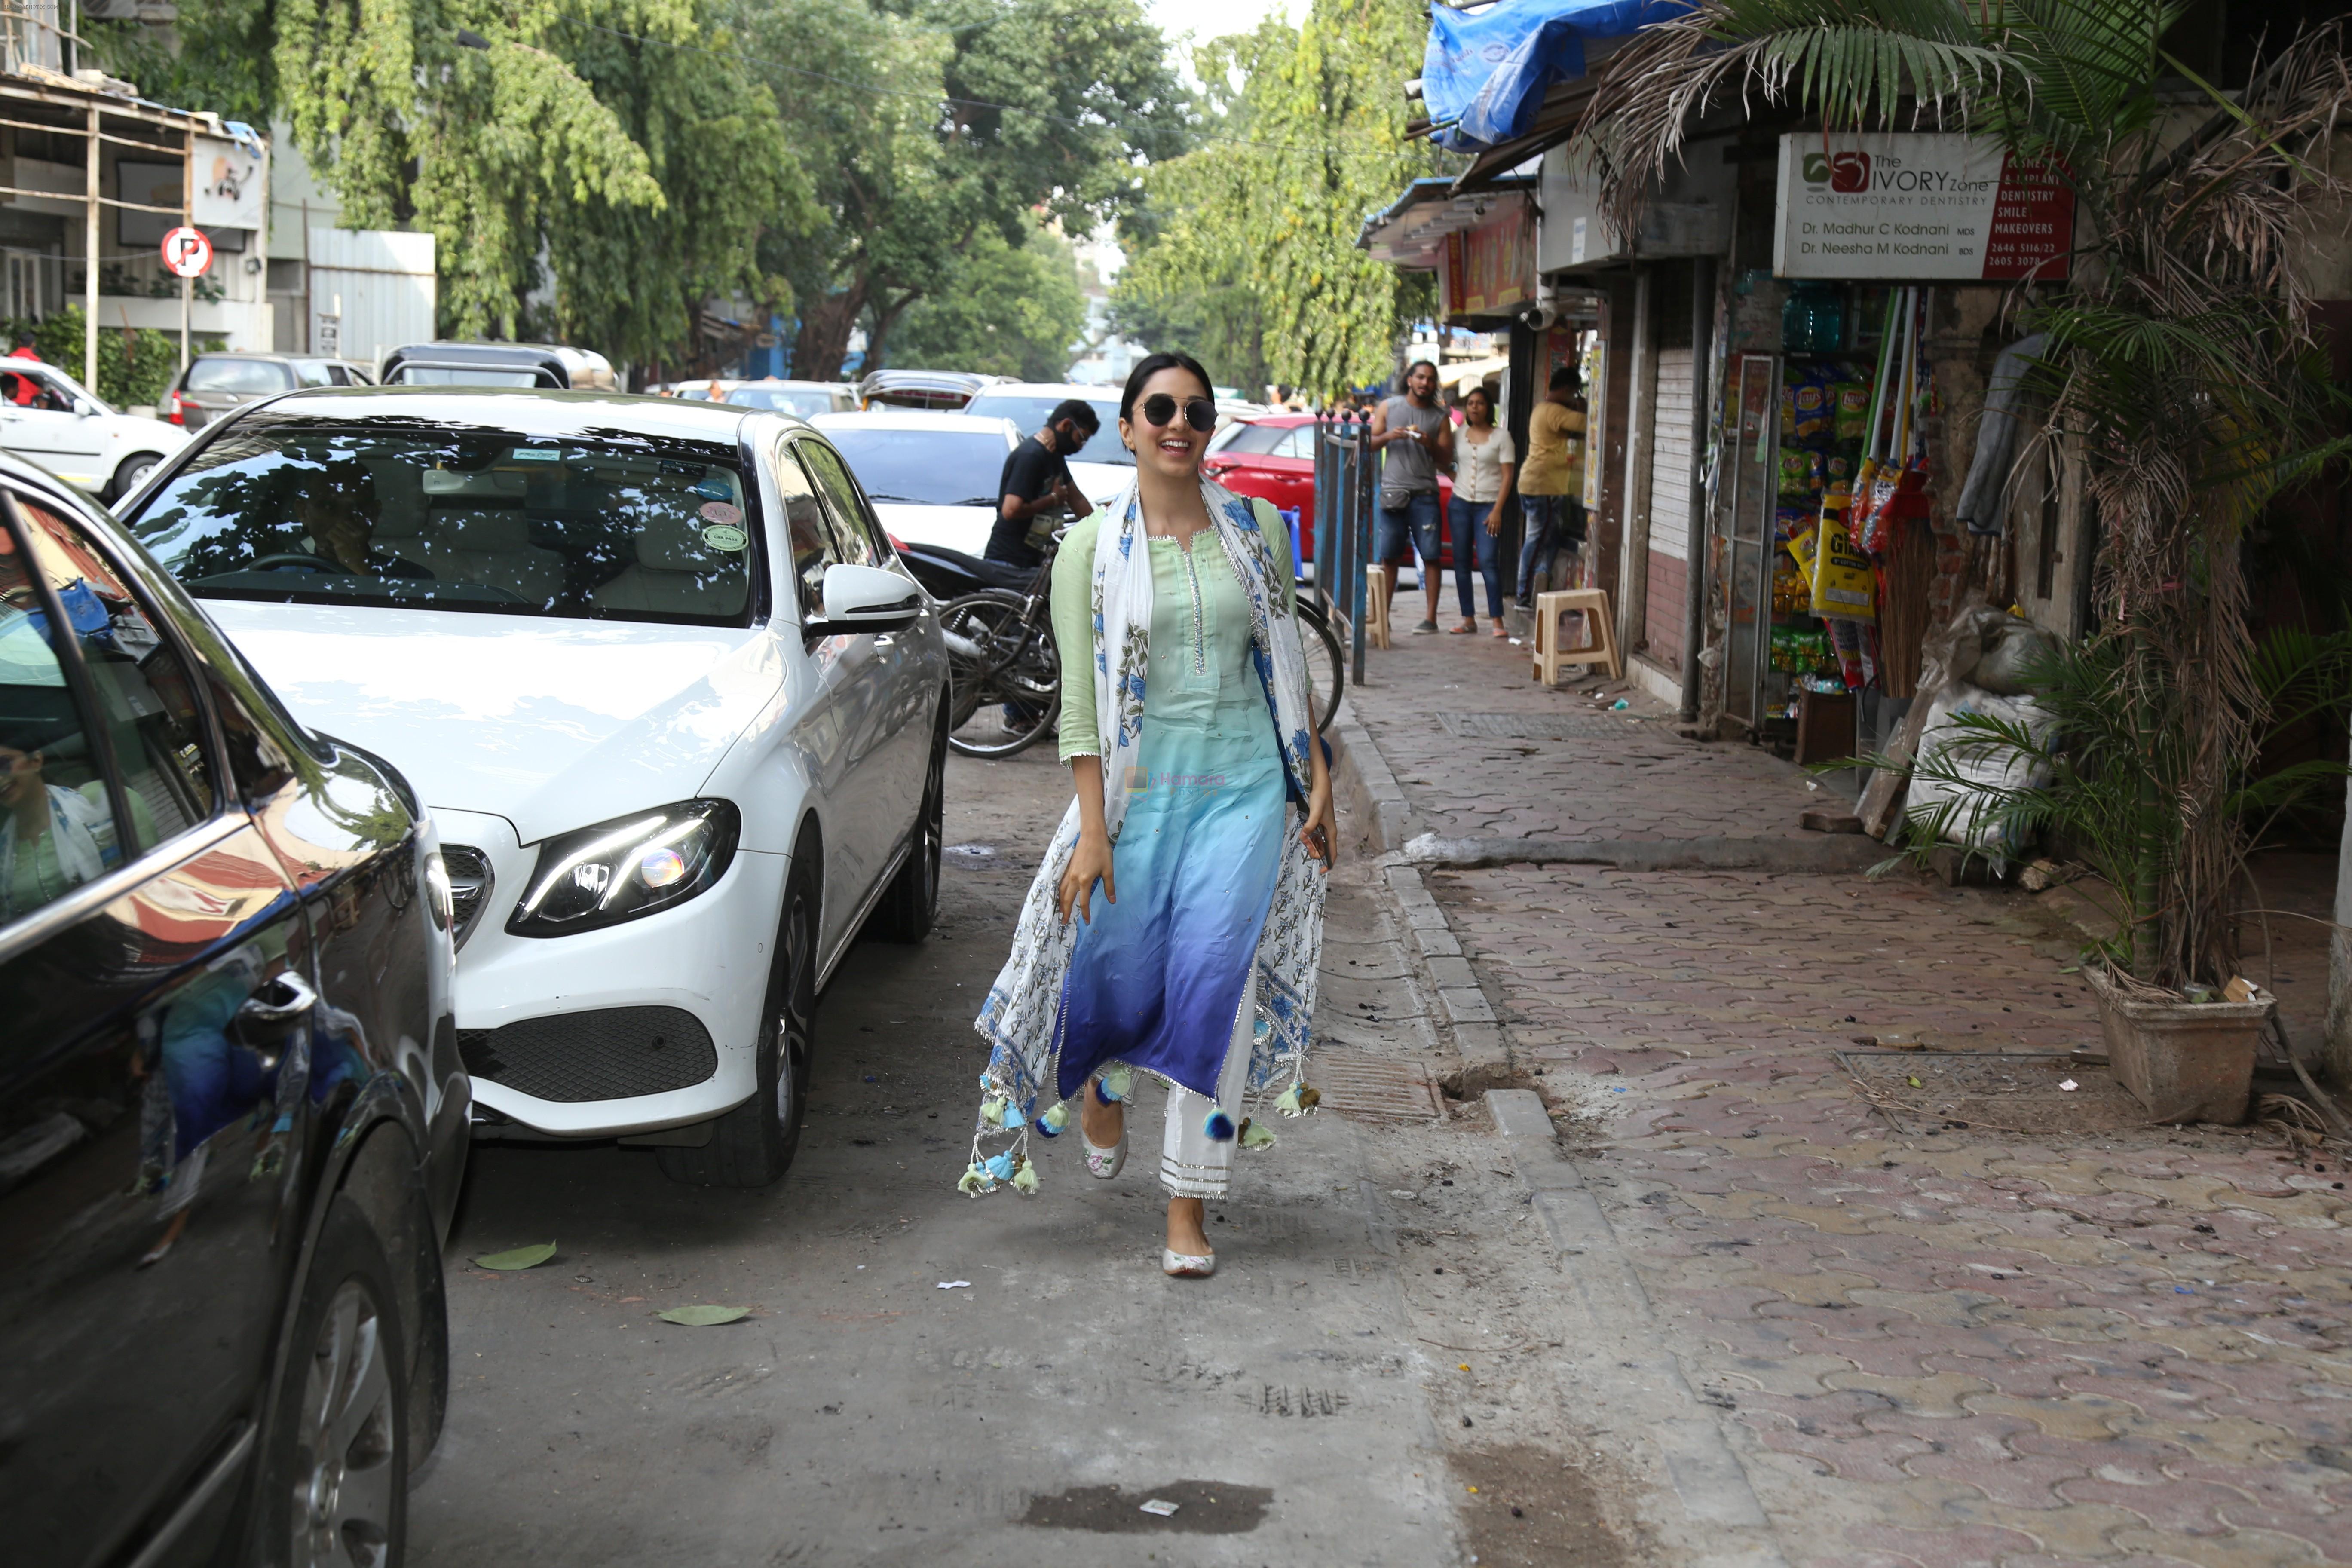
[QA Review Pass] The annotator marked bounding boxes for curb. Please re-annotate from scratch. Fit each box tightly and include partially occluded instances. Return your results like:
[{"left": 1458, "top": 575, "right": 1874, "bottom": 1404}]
[
  {"left": 1383, "top": 862, "right": 1510, "bottom": 1087},
  {"left": 1327, "top": 709, "right": 1418, "bottom": 856},
  {"left": 1403, "top": 833, "right": 1891, "bottom": 874},
  {"left": 1485, "top": 1090, "right": 1789, "bottom": 1568}
]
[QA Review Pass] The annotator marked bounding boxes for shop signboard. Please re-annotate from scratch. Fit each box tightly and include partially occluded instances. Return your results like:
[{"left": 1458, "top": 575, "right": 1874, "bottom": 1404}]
[
  {"left": 1439, "top": 202, "right": 1534, "bottom": 319},
  {"left": 1773, "top": 133, "right": 2073, "bottom": 282}
]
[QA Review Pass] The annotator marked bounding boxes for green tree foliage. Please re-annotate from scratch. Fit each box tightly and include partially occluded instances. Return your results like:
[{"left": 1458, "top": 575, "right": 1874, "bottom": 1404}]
[
  {"left": 737, "top": 0, "right": 1185, "bottom": 378},
  {"left": 890, "top": 223, "right": 1087, "bottom": 381},
  {"left": 97, "top": 0, "right": 805, "bottom": 367},
  {"left": 1115, "top": 0, "right": 1437, "bottom": 401},
  {"left": 272, "top": 0, "right": 804, "bottom": 359}
]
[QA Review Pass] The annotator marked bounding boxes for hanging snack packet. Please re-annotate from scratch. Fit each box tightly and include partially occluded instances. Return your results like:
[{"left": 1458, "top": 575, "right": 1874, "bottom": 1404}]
[
  {"left": 1807, "top": 514, "right": 1877, "bottom": 621},
  {"left": 1790, "top": 371, "right": 1834, "bottom": 448},
  {"left": 1778, "top": 445, "right": 1815, "bottom": 498},
  {"left": 1827, "top": 616, "right": 1868, "bottom": 689},
  {"left": 1833, "top": 380, "right": 1871, "bottom": 444}
]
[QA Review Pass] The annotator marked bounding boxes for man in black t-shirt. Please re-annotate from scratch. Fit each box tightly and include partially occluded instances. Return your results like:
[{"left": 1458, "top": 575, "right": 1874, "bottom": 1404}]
[{"left": 984, "top": 399, "right": 1099, "bottom": 567}]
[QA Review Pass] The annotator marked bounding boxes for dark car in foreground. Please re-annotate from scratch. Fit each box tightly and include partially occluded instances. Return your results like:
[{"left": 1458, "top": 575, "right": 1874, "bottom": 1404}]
[{"left": 0, "top": 455, "right": 465, "bottom": 1568}]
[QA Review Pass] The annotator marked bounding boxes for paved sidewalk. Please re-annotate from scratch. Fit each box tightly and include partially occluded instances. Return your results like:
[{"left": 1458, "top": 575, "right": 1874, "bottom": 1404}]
[
  {"left": 1342, "top": 631, "right": 2352, "bottom": 1568},
  {"left": 1343, "top": 625, "right": 1822, "bottom": 844}
]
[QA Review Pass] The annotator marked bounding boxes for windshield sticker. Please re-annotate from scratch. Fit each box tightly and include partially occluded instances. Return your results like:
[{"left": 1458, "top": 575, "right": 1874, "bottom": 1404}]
[
  {"left": 701, "top": 524, "right": 748, "bottom": 552},
  {"left": 691, "top": 475, "right": 733, "bottom": 500},
  {"left": 698, "top": 501, "right": 743, "bottom": 527},
  {"left": 508, "top": 447, "right": 562, "bottom": 462}
]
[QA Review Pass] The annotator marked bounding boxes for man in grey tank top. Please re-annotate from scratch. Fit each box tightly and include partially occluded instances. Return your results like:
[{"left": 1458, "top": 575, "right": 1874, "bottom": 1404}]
[{"left": 1369, "top": 360, "right": 1453, "bottom": 632}]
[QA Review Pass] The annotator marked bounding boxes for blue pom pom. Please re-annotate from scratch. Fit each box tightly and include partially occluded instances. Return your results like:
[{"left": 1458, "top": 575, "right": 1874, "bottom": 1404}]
[
  {"left": 983, "top": 1152, "right": 1016, "bottom": 1181},
  {"left": 1094, "top": 1078, "right": 1122, "bottom": 1106},
  {"left": 1204, "top": 1109, "right": 1236, "bottom": 1142},
  {"left": 1032, "top": 1116, "right": 1059, "bottom": 1138}
]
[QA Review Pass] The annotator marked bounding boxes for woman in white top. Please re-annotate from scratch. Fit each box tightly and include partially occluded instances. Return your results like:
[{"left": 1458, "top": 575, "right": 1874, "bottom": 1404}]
[{"left": 1447, "top": 384, "right": 1515, "bottom": 637}]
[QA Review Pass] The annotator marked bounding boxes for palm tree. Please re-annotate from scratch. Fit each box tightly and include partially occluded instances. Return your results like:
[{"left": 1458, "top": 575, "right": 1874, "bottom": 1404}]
[{"left": 1574, "top": 0, "right": 2352, "bottom": 992}]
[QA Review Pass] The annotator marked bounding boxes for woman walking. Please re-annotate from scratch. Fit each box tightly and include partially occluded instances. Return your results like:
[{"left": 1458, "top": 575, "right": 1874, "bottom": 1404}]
[
  {"left": 1446, "top": 385, "right": 1514, "bottom": 637},
  {"left": 965, "top": 351, "right": 1335, "bottom": 1277}
]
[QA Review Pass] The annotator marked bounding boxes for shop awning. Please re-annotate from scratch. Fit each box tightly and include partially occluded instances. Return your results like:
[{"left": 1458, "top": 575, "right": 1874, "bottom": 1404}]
[
  {"left": 1422, "top": 0, "right": 1690, "bottom": 154},
  {"left": 1360, "top": 176, "right": 1534, "bottom": 269}
]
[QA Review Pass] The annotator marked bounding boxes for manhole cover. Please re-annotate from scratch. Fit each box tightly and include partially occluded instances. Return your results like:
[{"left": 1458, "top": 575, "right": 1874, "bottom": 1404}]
[
  {"left": 1439, "top": 712, "right": 1651, "bottom": 740},
  {"left": 1311, "top": 1051, "right": 1445, "bottom": 1121},
  {"left": 1839, "top": 1050, "right": 2150, "bottom": 1136}
]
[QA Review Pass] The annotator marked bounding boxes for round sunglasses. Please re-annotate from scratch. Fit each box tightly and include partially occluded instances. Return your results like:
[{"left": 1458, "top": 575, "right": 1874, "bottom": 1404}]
[{"left": 1133, "top": 393, "right": 1217, "bottom": 433}]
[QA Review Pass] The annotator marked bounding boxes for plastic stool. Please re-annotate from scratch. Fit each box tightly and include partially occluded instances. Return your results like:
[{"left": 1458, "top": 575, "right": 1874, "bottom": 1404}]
[
  {"left": 1531, "top": 588, "right": 1622, "bottom": 685},
  {"left": 1364, "top": 564, "right": 1393, "bottom": 650}
]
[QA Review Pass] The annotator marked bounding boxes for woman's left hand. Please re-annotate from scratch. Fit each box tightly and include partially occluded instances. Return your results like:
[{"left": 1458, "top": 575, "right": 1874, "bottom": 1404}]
[{"left": 1301, "top": 774, "right": 1336, "bottom": 868}]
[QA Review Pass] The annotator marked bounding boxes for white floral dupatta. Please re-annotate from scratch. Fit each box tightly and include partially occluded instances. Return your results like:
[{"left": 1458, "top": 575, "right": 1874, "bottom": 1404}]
[{"left": 965, "top": 475, "right": 1327, "bottom": 1188}]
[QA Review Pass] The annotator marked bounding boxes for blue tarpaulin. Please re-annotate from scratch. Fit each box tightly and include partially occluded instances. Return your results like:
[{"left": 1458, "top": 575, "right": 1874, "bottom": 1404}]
[{"left": 1423, "top": 0, "right": 1690, "bottom": 153}]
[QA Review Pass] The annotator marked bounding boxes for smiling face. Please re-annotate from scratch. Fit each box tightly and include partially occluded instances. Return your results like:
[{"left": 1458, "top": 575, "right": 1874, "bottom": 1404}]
[{"left": 1119, "top": 364, "right": 1213, "bottom": 483}]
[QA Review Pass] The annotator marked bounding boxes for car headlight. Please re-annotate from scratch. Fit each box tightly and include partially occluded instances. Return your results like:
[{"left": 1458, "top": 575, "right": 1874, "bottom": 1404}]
[{"left": 506, "top": 799, "right": 739, "bottom": 937}]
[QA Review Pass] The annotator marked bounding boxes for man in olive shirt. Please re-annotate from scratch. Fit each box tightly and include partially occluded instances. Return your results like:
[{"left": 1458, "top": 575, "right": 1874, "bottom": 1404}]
[{"left": 1515, "top": 364, "right": 1586, "bottom": 608}]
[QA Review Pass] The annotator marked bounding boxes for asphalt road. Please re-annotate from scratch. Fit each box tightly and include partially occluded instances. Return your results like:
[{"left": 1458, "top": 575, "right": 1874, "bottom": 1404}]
[{"left": 409, "top": 747, "right": 1475, "bottom": 1565}]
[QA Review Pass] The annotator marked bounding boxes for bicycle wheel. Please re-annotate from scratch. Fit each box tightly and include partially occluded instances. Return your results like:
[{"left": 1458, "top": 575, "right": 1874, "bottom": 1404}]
[
  {"left": 1295, "top": 598, "right": 1346, "bottom": 734},
  {"left": 942, "top": 591, "right": 1059, "bottom": 759}
]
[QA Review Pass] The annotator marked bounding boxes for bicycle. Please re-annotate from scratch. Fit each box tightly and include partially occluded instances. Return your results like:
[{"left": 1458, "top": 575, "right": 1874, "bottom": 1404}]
[{"left": 941, "top": 542, "right": 1348, "bottom": 761}]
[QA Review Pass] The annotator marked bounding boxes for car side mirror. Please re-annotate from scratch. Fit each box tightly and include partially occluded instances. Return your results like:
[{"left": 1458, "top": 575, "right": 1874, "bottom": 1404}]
[{"left": 806, "top": 562, "right": 920, "bottom": 640}]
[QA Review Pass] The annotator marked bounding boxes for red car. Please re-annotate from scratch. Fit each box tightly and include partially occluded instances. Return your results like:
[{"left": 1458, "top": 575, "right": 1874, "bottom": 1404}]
[{"left": 1203, "top": 413, "right": 1454, "bottom": 570}]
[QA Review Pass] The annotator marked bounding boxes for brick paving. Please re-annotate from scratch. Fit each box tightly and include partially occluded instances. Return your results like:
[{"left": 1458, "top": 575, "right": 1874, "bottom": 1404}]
[
  {"left": 1358, "top": 631, "right": 2352, "bottom": 1566},
  {"left": 1345, "top": 623, "right": 1825, "bottom": 842}
]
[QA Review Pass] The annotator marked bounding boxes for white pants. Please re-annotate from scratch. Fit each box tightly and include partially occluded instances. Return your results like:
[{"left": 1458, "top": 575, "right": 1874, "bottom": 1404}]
[{"left": 1158, "top": 976, "right": 1255, "bottom": 1198}]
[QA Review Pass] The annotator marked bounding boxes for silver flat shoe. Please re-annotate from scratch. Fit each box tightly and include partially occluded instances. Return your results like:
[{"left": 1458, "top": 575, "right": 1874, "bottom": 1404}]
[{"left": 1161, "top": 1246, "right": 1216, "bottom": 1278}]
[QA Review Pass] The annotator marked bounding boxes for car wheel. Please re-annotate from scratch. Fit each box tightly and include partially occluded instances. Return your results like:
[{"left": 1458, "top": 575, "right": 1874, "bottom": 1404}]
[
  {"left": 108, "top": 452, "right": 160, "bottom": 502},
  {"left": 870, "top": 710, "right": 944, "bottom": 942},
  {"left": 658, "top": 859, "right": 816, "bottom": 1187},
  {"left": 258, "top": 1198, "right": 408, "bottom": 1568}
]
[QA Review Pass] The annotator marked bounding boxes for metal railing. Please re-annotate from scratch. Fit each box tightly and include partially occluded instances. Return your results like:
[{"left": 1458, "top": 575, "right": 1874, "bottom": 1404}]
[{"left": 1312, "top": 413, "right": 1376, "bottom": 688}]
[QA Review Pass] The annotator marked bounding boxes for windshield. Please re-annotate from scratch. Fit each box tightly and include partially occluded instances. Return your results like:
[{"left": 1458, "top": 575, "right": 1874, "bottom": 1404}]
[
  {"left": 962, "top": 394, "right": 1130, "bottom": 466},
  {"left": 818, "top": 426, "right": 1008, "bottom": 507},
  {"left": 392, "top": 366, "right": 545, "bottom": 387},
  {"left": 727, "top": 386, "right": 839, "bottom": 417},
  {"left": 189, "top": 358, "right": 295, "bottom": 394},
  {"left": 127, "top": 421, "right": 759, "bottom": 625}
]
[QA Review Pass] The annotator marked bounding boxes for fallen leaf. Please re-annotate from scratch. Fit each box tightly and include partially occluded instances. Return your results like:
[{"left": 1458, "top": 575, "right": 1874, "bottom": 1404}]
[
  {"left": 656, "top": 1305, "right": 749, "bottom": 1326},
  {"left": 473, "top": 1242, "right": 556, "bottom": 1271},
  {"left": 1906, "top": 1075, "right": 1923, "bottom": 1088}
]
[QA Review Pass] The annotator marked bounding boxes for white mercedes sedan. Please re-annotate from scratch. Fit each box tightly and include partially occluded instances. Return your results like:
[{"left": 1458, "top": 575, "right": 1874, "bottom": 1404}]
[{"left": 119, "top": 387, "right": 950, "bottom": 1186}]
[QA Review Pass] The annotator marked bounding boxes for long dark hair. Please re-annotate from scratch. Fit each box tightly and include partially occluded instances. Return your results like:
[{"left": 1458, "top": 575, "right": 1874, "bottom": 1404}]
[{"left": 1119, "top": 351, "right": 1213, "bottom": 425}]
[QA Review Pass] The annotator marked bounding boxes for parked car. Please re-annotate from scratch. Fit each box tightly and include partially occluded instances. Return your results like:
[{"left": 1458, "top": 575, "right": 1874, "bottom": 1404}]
[
  {"left": 809, "top": 409, "right": 1019, "bottom": 560},
  {"left": 379, "top": 342, "right": 619, "bottom": 390},
  {"left": 0, "top": 452, "right": 464, "bottom": 1568},
  {"left": 0, "top": 355, "right": 189, "bottom": 501},
  {"left": 959, "top": 382, "right": 1132, "bottom": 508},
  {"left": 855, "top": 368, "right": 999, "bottom": 411},
  {"left": 1202, "top": 413, "right": 1454, "bottom": 573},
  {"left": 122, "top": 386, "right": 951, "bottom": 1186},
  {"left": 716, "top": 380, "right": 858, "bottom": 417},
  {"left": 167, "top": 351, "right": 376, "bottom": 431}
]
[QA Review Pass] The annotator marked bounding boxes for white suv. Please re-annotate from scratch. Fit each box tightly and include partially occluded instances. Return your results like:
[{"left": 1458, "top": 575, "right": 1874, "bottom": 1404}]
[
  {"left": 0, "top": 354, "right": 189, "bottom": 500},
  {"left": 121, "top": 386, "right": 950, "bottom": 1185}
]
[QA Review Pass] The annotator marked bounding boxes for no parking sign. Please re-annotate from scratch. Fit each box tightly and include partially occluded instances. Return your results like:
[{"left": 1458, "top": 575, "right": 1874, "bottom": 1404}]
[{"left": 161, "top": 226, "right": 213, "bottom": 279}]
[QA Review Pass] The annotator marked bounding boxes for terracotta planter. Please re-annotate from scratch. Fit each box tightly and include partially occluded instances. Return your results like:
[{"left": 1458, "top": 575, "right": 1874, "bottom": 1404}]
[{"left": 2085, "top": 966, "right": 2269, "bottom": 1124}]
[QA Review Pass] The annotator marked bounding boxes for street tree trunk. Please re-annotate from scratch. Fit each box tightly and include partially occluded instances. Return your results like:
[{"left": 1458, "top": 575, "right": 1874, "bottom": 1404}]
[
  {"left": 791, "top": 285, "right": 866, "bottom": 381},
  {"left": 862, "top": 291, "right": 919, "bottom": 376}
]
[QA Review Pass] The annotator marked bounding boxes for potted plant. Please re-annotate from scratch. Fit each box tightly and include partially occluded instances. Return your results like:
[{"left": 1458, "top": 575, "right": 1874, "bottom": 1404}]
[{"left": 1574, "top": 3, "right": 2352, "bottom": 1121}]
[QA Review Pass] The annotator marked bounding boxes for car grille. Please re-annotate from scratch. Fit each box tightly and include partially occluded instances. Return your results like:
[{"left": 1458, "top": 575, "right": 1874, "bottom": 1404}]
[
  {"left": 458, "top": 1006, "right": 719, "bottom": 1103},
  {"left": 440, "top": 845, "right": 494, "bottom": 949}
]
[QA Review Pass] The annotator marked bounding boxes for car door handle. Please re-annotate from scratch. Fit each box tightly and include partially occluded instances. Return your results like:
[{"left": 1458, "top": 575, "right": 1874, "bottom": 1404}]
[{"left": 236, "top": 971, "right": 318, "bottom": 1030}]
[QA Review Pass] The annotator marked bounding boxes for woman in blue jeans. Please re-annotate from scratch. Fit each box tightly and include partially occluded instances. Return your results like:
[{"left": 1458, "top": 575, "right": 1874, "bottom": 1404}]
[{"left": 1445, "top": 385, "right": 1514, "bottom": 636}]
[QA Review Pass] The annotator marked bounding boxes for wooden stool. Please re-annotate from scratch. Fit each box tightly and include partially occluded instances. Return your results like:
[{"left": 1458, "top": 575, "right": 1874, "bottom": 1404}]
[
  {"left": 1530, "top": 588, "right": 1622, "bottom": 685},
  {"left": 1364, "top": 564, "right": 1393, "bottom": 649}
]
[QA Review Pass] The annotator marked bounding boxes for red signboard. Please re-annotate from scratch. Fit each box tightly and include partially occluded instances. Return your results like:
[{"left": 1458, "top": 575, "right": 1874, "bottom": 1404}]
[{"left": 1981, "top": 155, "right": 2073, "bottom": 282}]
